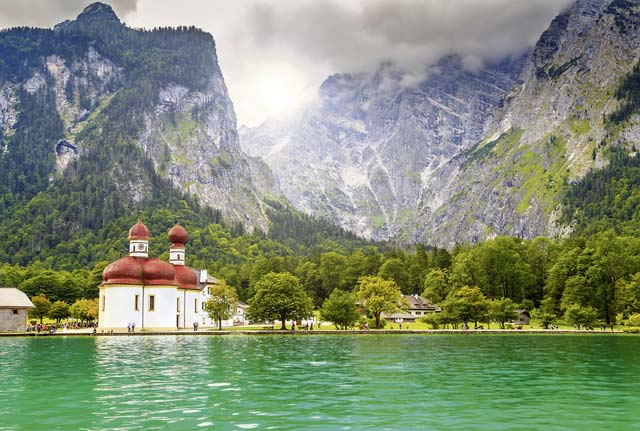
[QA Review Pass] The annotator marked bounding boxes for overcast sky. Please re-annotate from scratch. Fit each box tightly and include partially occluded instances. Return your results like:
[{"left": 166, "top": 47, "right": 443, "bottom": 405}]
[{"left": 0, "top": 0, "right": 572, "bottom": 126}]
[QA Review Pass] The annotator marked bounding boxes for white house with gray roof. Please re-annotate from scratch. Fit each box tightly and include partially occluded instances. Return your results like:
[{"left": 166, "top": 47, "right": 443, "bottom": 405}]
[
  {"left": 383, "top": 294, "right": 440, "bottom": 323},
  {"left": 0, "top": 288, "right": 34, "bottom": 332}
]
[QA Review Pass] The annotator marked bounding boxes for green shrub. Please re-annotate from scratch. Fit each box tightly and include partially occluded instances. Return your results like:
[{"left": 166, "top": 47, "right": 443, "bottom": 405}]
[
  {"left": 420, "top": 313, "right": 440, "bottom": 329},
  {"left": 369, "top": 317, "right": 386, "bottom": 329},
  {"left": 626, "top": 313, "right": 640, "bottom": 327}
]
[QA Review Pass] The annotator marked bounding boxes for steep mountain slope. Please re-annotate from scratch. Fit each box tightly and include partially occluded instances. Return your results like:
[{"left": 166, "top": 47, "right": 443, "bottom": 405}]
[
  {"left": 418, "top": 0, "right": 640, "bottom": 246},
  {"left": 243, "top": 0, "right": 640, "bottom": 247},
  {"left": 0, "top": 3, "right": 283, "bottom": 265},
  {"left": 0, "top": 3, "right": 275, "bottom": 234},
  {"left": 241, "top": 57, "right": 526, "bottom": 241}
]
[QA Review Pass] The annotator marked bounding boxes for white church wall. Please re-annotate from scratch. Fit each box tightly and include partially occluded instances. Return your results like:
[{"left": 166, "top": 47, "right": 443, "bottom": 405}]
[
  {"left": 179, "top": 289, "right": 201, "bottom": 329},
  {"left": 142, "top": 286, "right": 179, "bottom": 329},
  {"left": 99, "top": 285, "right": 143, "bottom": 329}
]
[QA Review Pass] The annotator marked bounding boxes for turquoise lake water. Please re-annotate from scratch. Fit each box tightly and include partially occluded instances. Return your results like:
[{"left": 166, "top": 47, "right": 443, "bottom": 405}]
[{"left": 0, "top": 334, "right": 639, "bottom": 430}]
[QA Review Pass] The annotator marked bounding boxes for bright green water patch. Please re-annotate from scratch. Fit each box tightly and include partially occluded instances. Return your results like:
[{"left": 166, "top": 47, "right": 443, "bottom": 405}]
[{"left": 1, "top": 335, "right": 639, "bottom": 430}]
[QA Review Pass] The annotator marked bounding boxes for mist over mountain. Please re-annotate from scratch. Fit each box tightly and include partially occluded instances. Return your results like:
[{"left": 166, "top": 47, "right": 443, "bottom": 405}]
[
  {"left": 243, "top": 0, "right": 640, "bottom": 246},
  {"left": 241, "top": 55, "right": 526, "bottom": 241}
]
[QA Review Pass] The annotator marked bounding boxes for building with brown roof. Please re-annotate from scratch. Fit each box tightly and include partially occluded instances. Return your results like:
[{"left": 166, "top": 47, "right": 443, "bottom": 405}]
[{"left": 383, "top": 294, "right": 440, "bottom": 323}]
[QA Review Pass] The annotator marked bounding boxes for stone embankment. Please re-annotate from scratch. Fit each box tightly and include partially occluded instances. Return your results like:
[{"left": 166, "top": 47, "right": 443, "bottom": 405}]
[{"left": 0, "top": 329, "right": 625, "bottom": 337}]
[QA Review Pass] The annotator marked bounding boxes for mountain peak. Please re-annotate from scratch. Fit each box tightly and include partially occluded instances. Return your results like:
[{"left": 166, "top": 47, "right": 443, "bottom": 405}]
[
  {"left": 54, "top": 2, "right": 123, "bottom": 32},
  {"left": 77, "top": 2, "right": 120, "bottom": 23}
]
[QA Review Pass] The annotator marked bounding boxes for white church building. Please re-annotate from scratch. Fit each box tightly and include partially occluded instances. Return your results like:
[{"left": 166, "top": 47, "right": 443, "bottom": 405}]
[{"left": 99, "top": 219, "right": 242, "bottom": 330}]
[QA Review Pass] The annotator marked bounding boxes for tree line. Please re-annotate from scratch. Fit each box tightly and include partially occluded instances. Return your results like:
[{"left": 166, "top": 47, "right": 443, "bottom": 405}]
[
  {"left": 219, "top": 231, "right": 640, "bottom": 330},
  {"left": 5, "top": 229, "right": 640, "bottom": 329},
  {"left": 27, "top": 294, "right": 98, "bottom": 326}
]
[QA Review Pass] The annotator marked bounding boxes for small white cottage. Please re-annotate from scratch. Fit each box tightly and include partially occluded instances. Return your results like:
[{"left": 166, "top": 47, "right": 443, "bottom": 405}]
[
  {"left": 383, "top": 294, "right": 440, "bottom": 323},
  {"left": 0, "top": 288, "right": 34, "bottom": 332}
]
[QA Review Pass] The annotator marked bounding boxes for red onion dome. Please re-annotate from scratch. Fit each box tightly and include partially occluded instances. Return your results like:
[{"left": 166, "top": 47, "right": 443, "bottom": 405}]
[
  {"left": 128, "top": 219, "right": 150, "bottom": 241},
  {"left": 102, "top": 256, "right": 144, "bottom": 285},
  {"left": 168, "top": 223, "right": 188, "bottom": 245},
  {"left": 175, "top": 265, "right": 199, "bottom": 290},
  {"left": 142, "top": 258, "right": 177, "bottom": 285}
]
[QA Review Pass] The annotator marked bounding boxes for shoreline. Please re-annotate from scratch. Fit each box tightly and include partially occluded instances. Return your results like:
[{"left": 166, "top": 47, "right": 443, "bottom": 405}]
[{"left": 0, "top": 328, "right": 628, "bottom": 337}]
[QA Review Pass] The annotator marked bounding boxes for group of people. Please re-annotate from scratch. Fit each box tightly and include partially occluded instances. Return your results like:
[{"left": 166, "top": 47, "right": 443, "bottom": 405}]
[
  {"left": 27, "top": 323, "right": 53, "bottom": 333},
  {"left": 27, "top": 321, "right": 102, "bottom": 334},
  {"left": 291, "top": 321, "right": 316, "bottom": 331},
  {"left": 127, "top": 321, "right": 136, "bottom": 332}
]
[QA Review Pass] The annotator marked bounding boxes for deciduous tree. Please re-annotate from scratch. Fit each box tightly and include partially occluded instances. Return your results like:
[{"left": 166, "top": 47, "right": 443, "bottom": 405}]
[
  {"left": 441, "top": 286, "right": 487, "bottom": 326},
  {"left": 48, "top": 300, "right": 70, "bottom": 324},
  {"left": 28, "top": 294, "right": 51, "bottom": 324},
  {"left": 564, "top": 304, "right": 598, "bottom": 329},
  {"left": 354, "top": 276, "right": 405, "bottom": 329},
  {"left": 204, "top": 281, "right": 238, "bottom": 330},
  {"left": 319, "top": 252, "right": 348, "bottom": 299},
  {"left": 422, "top": 268, "right": 449, "bottom": 304},
  {"left": 617, "top": 272, "right": 640, "bottom": 317},
  {"left": 488, "top": 297, "right": 516, "bottom": 329},
  {"left": 247, "top": 272, "right": 313, "bottom": 330},
  {"left": 378, "top": 258, "right": 409, "bottom": 293},
  {"left": 69, "top": 298, "right": 98, "bottom": 323},
  {"left": 320, "top": 289, "right": 359, "bottom": 330},
  {"left": 531, "top": 308, "right": 556, "bottom": 329}
]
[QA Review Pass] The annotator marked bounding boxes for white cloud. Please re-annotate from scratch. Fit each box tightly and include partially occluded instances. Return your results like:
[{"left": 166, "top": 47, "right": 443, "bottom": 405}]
[{"left": 0, "top": 0, "right": 573, "bottom": 126}]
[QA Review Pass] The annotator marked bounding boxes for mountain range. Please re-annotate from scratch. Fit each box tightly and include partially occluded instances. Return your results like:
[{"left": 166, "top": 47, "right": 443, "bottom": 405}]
[
  {"left": 240, "top": 55, "right": 527, "bottom": 243},
  {"left": 241, "top": 0, "right": 640, "bottom": 246},
  {"left": 0, "top": 0, "right": 639, "bottom": 268}
]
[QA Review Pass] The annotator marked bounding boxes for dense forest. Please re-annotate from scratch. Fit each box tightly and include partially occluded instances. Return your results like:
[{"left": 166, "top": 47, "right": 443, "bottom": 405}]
[{"left": 562, "top": 148, "right": 640, "bottom": 236}]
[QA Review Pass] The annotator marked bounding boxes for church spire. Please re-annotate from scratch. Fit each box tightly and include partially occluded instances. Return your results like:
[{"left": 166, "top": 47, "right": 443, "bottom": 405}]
[
  {"left": 128, "top": 219, "right": 150, "bottom": 258},
  {"left": 168, "top": 223, "right": 188, "bottom": 266}
]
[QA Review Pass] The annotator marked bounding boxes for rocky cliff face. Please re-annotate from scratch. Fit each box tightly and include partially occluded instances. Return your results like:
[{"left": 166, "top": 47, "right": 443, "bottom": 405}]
[
  {"left": 138, "top": 81, "right": 275, "bottom": 229},
  {"left": 417, "top": 0, "right": 640, "bottom": 246},
  {"left": 242, "top": 0, "right": 640, "bottom": 246},
  {"left": 241, "top": 57, "right": 526, "bottom": 240},
  {"left": 0, "top": 2, "right": 276, "bottom": 231}
]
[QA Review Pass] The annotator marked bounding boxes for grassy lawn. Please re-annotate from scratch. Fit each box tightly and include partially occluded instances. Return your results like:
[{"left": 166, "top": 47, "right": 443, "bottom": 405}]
[
  {"left": 23, "top": 315, "right": 628, "bottom": 333},
  {"left": 213, "top": 318, "right": 622, "bottom": 332}
]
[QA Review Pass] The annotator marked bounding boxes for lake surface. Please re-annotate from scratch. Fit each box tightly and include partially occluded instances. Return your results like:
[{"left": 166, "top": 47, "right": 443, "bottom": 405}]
[{"left": 1, "top": 334, "right": 639, "bottom": 430}]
